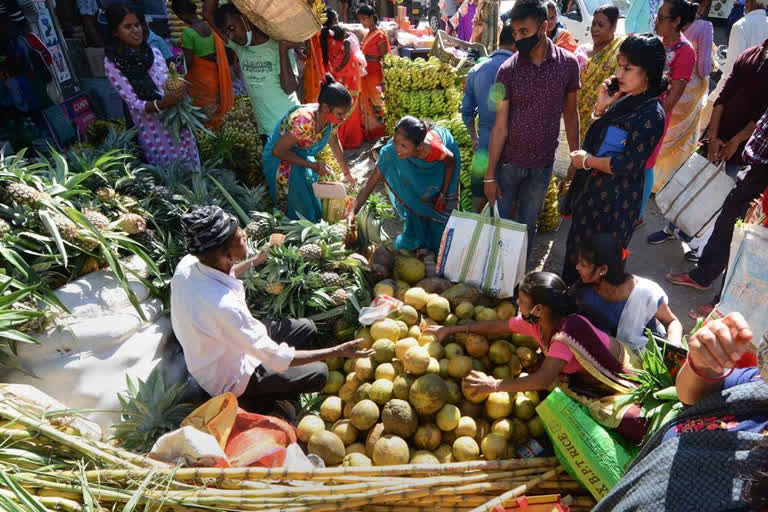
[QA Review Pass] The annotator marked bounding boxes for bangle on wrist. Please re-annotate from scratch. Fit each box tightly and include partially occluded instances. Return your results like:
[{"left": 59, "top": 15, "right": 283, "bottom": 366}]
[
  {"left": 153, "top": 100, "right": 161, "bottom": 112},
  {"left": 687, "top": 354, "right": 732, "bottom": 381},
  {"left": 483, "top": 178, "right": 495, "bottom": 183},
  {"left": 582, "top": 154, "right": 592, "bottom": 171}
]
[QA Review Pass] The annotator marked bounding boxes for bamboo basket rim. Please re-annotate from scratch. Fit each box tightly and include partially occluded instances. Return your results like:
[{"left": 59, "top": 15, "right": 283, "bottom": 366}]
[{"left": 229, "top": 0, "right": 322, "bottom": 43}]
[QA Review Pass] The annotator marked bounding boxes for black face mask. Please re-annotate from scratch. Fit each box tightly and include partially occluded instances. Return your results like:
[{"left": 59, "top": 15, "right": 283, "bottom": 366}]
[
  {"left": 515, "top": 24, "right": 542, "bottom": 56},
  {"left": 522, "top": 311, "right": 540, "bottom": 324}
]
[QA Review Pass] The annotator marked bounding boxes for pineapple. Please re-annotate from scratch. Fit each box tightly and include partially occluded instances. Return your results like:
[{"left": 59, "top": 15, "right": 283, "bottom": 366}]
[
  {"left": 83, "top": 209, "right": 109, "bottom": 230},
  {"left": 246, "top": 219, "right": 271, "bottom": 240},
  {"left": 112, "top": 367, "right": 193, "bottom": 453},
  {"left": 3, "top": 182, "right": 51, "bottom": 206},
  {"left": 298, "top": 243, "right": 323, "bottom": 262},
  {"left": 96, "top": 187, "right": 118, "bottom": 202},
  {"left": 118, "top": 213, "right": 147, "bottom": 234},
  {"left": 319, "top": 271, "right": 344, "bottom": 288},
  {"left": 163, "top": 62, "right": 187, "bottom": 95},
  {"left": 152, "top": 185, "right": 174, "bottom": 202},
  {"left": 0, "top": 218, "right": 9, "bottom": 237},
  {"left": 77, "top": 234, "right": 100, "bottom": 252},
  {"left": 46, "top": 211, "right": 79, "bottom": 242},
  {"left": 264, "top": 282, "right": 286, "bottom": 295},
  {"left": 330, "top": 288, "right": 350, "bottom": 306}
]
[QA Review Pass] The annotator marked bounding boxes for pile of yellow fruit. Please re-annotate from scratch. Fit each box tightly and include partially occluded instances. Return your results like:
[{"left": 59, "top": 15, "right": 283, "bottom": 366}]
[{"left": 298, "top": 256, "right": 547, "bottom": 467}]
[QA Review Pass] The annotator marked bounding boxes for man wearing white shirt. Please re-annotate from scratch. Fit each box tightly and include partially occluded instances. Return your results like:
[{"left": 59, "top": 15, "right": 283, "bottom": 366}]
[
  {"left": 171, "top": 206, "right": 373, "bottom": 418},
  {"left": 702, "top": 0, "right": 768, "bottom": 126}
]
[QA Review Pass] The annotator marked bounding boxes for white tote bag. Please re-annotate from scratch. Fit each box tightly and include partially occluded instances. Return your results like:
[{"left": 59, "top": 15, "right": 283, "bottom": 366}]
[
  {"left": 436, "top": 204, "right": 527, "bottom": 298},
  {"left": 655, "top": 153, "right": 736, "bottom": 237}
]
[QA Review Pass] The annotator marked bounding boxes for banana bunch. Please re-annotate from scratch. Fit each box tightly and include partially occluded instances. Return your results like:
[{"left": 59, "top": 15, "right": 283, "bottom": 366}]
[
  {"left": 537, "top": 175, "right": 561, "bottom": 232},
  {"left": 383, "top": 56, "right": 456, "bottom": 91},
  {"left": 436, "top": 114, "right": 474, "bottom": 212}
]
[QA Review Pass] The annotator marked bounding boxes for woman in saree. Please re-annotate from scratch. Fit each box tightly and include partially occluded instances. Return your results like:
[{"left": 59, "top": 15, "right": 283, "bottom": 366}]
[
  {"left": 427, "top": 271, "right": 647, "bottom": 442},
  {"left": 263, "top": 75, "right": 357, "bottom": 221},
  {"left": 302, "top": 33, "right": 323, "bottom": 104},
  {"left": 648, "top": 0, "right": 702, "bottom": 194},
  {"left": 357, "top": 4, "right": 390, "bottom": 141},
  {"left": 574, "top": 5, "right": 625, "bottom": 145},
  {"left": 172, "top": 0, "right": 233, "bottom": 129},
  {"left": 352, "top": 116, "right": 459, "bottom": 253},
  {"left": 320, "top": 9, "right": 366, "bottom": 150}
]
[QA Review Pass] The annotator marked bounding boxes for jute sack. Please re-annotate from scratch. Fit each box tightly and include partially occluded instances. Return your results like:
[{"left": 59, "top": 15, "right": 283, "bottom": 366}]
[{"left": 230, "top": 0, "right": 321, "bottom": 42}]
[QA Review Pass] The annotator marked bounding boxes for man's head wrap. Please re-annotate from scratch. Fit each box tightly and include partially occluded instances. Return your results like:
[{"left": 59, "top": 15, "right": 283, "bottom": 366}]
[{"left": 181, "top": 206, "right": 238, "bottom": 255}]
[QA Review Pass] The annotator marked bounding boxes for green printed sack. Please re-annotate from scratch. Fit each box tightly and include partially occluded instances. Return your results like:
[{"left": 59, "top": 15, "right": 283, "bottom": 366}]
[{"left": 536, "top": 388, "right": 638, "bottom": 501}]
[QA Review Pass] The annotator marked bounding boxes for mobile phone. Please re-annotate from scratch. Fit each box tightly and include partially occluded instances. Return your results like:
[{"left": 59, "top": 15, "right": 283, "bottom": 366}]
[{"left": 606, "top": 77, "right": 619, "bottom": 96}]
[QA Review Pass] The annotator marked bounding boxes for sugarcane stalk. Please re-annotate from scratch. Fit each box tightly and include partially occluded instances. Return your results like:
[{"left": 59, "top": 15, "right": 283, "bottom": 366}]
[
  {"left": 469, "top": 467, "right": 564, "bottom": 512},
  {"left": 0, "top": 488, "right": 83, "bottom": 512}
]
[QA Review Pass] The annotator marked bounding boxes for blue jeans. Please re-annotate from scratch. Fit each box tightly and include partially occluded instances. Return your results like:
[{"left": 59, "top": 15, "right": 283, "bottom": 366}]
[
  {"left": 496, "top": 163, "right": 554, "bottom": 259},
  {"left": 665, "top": 162, "right": 745, "bottom": 241}
]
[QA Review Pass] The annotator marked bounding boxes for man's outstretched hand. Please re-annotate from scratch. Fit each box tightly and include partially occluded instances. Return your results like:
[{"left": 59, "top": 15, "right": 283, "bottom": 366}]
[{"left": 334, "top": 339, "right": 375, "bottom": 359}]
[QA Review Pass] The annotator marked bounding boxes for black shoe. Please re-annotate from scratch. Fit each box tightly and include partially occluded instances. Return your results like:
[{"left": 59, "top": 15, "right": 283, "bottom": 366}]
[{"left": 684, "top": 250, "right": 700, "bottom": 263}]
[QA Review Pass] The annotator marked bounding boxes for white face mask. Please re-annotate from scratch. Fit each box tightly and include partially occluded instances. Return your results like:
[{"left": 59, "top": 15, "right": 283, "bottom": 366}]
[{"left": 241, "top": 16, "right": 253, "bottom": 46}]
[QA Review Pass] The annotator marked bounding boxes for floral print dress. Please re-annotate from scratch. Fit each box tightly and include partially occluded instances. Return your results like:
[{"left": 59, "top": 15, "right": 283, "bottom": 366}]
[{"left": 104, "top": 47, "right": 200, "bottom": 168}]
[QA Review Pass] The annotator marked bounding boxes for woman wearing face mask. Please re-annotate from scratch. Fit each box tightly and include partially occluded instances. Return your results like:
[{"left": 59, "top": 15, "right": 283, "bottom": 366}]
[
  {"left": 426, "top": 271, "right": 646, "bottom": 441},
  {"left": 263, "top": 74, "right": 357, "bottom": 222},
  {"left": 574, "top": 5, "right": 626, "bottom": 145},
  {"left": 104, "top": 5, "right": 200, "bottom": 168},
  {"left": 561, "top": 33, "right": 667, "bottom": 285},
  {"left": 320, "top": 9, "right": 366, "bottom": 150},
  {"left": 351, "top": 116, "right": 460, "bottom": 253},
  {"left": 572, "top": 234, "right": 683, "bottom": 352}
]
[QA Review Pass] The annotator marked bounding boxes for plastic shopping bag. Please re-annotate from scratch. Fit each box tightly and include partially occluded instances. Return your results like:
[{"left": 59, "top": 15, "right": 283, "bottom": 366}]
[{"left": 436, "top": 204, "right": 527, "bottom": 298}]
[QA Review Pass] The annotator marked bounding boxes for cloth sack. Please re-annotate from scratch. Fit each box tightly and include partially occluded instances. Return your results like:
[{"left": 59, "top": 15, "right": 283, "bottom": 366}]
[{"left": 655, "top": 153, "right": 736, "bottom": 237}]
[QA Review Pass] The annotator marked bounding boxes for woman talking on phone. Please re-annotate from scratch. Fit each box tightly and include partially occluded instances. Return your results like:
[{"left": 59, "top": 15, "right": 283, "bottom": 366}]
[{"left": 561, "top": 33, "right": 667, "bottom": 285}]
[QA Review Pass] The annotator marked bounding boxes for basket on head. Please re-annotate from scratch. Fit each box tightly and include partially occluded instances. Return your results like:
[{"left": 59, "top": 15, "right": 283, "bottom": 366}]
[{"left": 230, "top": 0, "right": 322, "bottom": 43}]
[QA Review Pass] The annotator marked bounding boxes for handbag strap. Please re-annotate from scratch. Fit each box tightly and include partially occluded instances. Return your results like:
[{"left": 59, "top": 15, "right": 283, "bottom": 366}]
[{"left": 670, "top": 161, "right": 726, "bottom": 225}]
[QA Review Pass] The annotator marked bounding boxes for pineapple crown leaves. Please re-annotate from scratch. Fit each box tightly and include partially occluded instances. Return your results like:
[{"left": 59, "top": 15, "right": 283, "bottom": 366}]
[{"left": 112, "top": 367, "right": 193, "bottom": 453}]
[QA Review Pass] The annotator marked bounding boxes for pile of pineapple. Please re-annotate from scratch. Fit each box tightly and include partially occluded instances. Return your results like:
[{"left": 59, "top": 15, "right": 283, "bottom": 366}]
[
  {"left": 197, "top": 96, "right": 265, "bottom": 187},
  {"left": 298, "top": 252, "right": 547, "bottom": 468}
]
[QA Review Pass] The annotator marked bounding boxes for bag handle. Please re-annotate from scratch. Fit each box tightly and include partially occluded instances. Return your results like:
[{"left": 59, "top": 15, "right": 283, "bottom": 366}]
[
  {"left": 670, "top": 161, "right": 727, "bottom": 227},
  {"left": 660, "top": 157, "right": 724, "bottom": 219},
  {"left": 480, "top": 202, "right": 502, "bottom": 219}
]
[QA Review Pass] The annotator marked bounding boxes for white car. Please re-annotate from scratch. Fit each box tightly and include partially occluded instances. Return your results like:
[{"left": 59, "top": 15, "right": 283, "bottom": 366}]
[{"left": 500, "top": 0, "right": 628, "bottom": 45}]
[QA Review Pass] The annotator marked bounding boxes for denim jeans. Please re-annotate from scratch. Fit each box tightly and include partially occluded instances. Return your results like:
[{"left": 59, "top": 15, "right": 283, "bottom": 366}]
[
  {"left": 496, "top": 163, "right": 554, "bottom": 260},
  {"left": 665, "top": 162, "right": 745, "bottom": 241}
]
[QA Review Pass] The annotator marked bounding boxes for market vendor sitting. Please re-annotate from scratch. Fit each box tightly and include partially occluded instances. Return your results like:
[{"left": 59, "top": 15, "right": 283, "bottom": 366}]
[
  {"left": 427, "top": 271, "right": 645, "bottom": 441},
  {"left": 352, "top": 116, "right": 460, "bottom": 253},
  {"left": 170, "top": 206, "right": 373, "bottom": 419}
]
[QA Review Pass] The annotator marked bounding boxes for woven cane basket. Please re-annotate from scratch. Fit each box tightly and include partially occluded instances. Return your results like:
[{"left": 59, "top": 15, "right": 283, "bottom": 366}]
[{"left": 230, "top": 0, "right": 322, "bottom": 42}]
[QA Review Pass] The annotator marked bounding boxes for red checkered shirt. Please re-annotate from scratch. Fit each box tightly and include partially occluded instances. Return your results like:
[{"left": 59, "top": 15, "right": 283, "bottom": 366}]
[{"left": 744, "top": 108, "right": 768, "bottom": 165}]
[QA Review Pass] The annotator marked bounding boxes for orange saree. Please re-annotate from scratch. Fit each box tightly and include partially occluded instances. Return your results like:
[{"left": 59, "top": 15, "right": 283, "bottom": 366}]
[
  {"left": 302, "top": 34, "right": 324, "bottom": 103},
  {"left": 360, "top": 29, "right": 390, "bottom": 141},
  {"left": 326, "top": 36, "right": 363, "bottom": 150},
  {"left": 186, "top": 33, "right": 233, "bottom": 129}
]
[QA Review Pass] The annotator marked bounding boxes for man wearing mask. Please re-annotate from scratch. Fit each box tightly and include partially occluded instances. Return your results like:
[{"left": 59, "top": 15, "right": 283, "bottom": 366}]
[
  {"left": 483, "top": 0, "right": 580, "bottom": 262},
  {"left": 203, "top": 0, "right": 300, "bottom": 137}
]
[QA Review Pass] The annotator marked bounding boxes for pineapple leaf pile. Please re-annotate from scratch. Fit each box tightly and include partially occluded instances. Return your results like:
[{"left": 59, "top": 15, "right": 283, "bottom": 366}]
[{"left": 159, "top": 63, "right": 211, "bottom": 142}]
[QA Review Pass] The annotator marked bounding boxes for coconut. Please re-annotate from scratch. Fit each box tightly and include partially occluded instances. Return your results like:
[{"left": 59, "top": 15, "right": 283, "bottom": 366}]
[
  {"left": 355, "top": 328, "right": 374, "bottom": 350},
  {"left": 409, "top": 374, "right": 449, "bottom": 414},
  {"left": 396, "top": 320, "right": 409, "bottom": 339},
  {"left": 403, "top": 287, "right": 429, "bottom": 311},
  {"left": 426, "top": 357, "right": 441, "bottom": 374},
  {"left": 355, "top": 382, "right": 372, "bottom": 402},
  {"left": 459, "top": 399, "right": 483, "bottom": 418},
  {"left": 344, "top": 359, "right": 356, "bottom": 374},
  {"left": 410, "top": 450, "right": 440, "bottom": 464},
  {"left": 485, "top": 392, "right": 513, "bottom": 419},
  {"left": 496, "top": 301, "right": 517, "bottom": 320},
  {"left": 373, "top": 435, "right": 410, "bottom": 465},
  {"left": 436, "top": 404, "right": 461, "bottom": 432},
  {"left": 514, "top": 393, "right": 536, "bottom": 420},
  {"left": 426, "top": 296, "right": 451, "bottom": 323},
  {"left": 425, "top": 340, "right": 444, "bottom": 359},
  {"left": 394, "top": 257, "right": 426, "bottom": 284},
  {"left": 370, "top": 318, "right": 401, "bottom": 342},
  {"left": 445, "top": 343, "right": 464, "bottom": 359},
  {"left": 343, "top": 452, "right": 373, "bottom": 466},
  {"left": 323, "top": 371, "right": 345, "bottom": 394},
  {"left": 393, "top": 374, "right": 415, "bottom": 400},
  {"left": 354, "top": 357, "right": 374, "bottom": 381},
  {"left": 365, "top": 423, "right": 385, "bottom": 457},
  {"left": 523, "top": 390, "right": 541, "bottom": 406},
  {"left": 297, "top": 415, "right": 325, "bottom": 443},
  {"left": 444, "top": 314, "right": 458, "bottom": 326},
  {"left": 403, "top": 346, "right": 430, "bottom": 375},
  {"left": 343, "top": 402, "right": 354, "bottom": 419},
  {"left": 455, "top": 301, "right": 476, "bottom": 320},
  {"left": 493, "top": 365, "right": 511, "bottom": 379},
  {"left": 408, "top": 324, "right": 422, "bottom": 338},
  {"left": 439, "top": 358, "right": 450, "bottom": 378},
  {"left": 369, "top": 379, "right": 394, "bottom": 405},
  {"left": 475, "top": 418, "right": 491, "bottom": 444},
  {"left": 510, "top": 418, "right": 530, "bottom": 444},
  {"left": 508, "top": 355, "right": 523, "bottom": 376},
  {"left": 320, "top": 396, "right": 343, "bottom": 422},
  {"left": 308, "top": 431, "right": 346, "bottom": 465},
  {"left": 475, "top": 308, "right": 497, "bottom": 322},
  {"left": 471, "top": 357, "right": 486, "bottom": 372},
  {"left": 350, "top": 400, "right": 380, "bottom": 431},
  {"left": 452, "top": 436, "right": 480, "bottom": 462},
  {"left": 433, "top": 443, "right": 454, "bottom": 463},
  {"left": 418, "top": 333, "right": 439, "bottom": 346},
  {"left": 516, "top": 346, "right": 535, "bottom": 368},
  {"left": 381, "top": 399, "right": 418, "bottom": 438},
  {"left": 461, "top": 374, "right": 491, "bottom": 404},
  {"left": 338, "top": 383, "right": 357, "bottom": 403},
  {"left": 373, "top": 280, "right": 396, "bottom": 297},
  {"left": 395, "top": 337, "right": 419, "bottom": 360},
  {"left": 394, "top": 304, "right": 419, "bottom": 326},
  {"left": 375, "top": 362, "right": 396, "bottom": 381},
  {"left": 413, "top": 424, "right": 442, "bottom": 450},
  {"left": 346, "top": 442, "right": 366, "bottom": 455},
  {"left": 464, "top": 334, "right": 489, "bottom": 358},
  {"left": 441, "top": 428, "right": 457, "bottom": 445},
  {"left": 372, "top": 339, "right": 396, "bottom": 363},
  {"left": 454, "top": 416, "right": 477, "bottom": 438},
  {"left": 442, "top": 284, "right": 481, "bottom": 309},
  {"left": 527, "top": 417, "right": 545, "bottom": 438},
  {"left": 332, "top": 420, "right": 359, "bottom": 445},
  {"left": 416, "top": 277, "right": 452, "bottom": 294},
  {"left": 445, "top": 380, "right": 461, "bottom": 404},
  {"left": 447, "top": 355, "right": 473, "bottom": 378},
  {"left": 491, "top": 418, "right": 513, "bottom": 440},
  {"left": 481, "top": 433, "right": 507, "bottom": 460},
  {"left": 489, "top": 340, "right": 513, "bottom": 364},
  {"left": 326, "top": 357, "right": 345, "bottom": 371}
]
